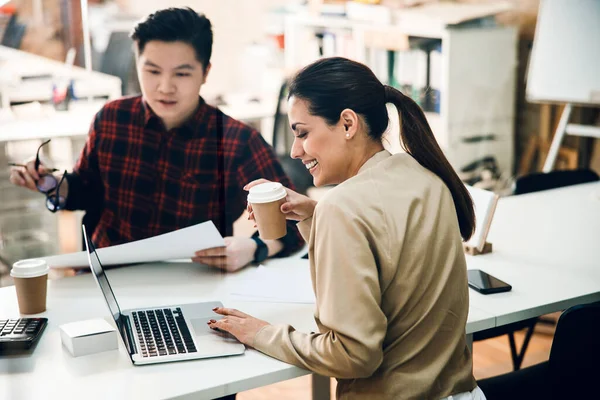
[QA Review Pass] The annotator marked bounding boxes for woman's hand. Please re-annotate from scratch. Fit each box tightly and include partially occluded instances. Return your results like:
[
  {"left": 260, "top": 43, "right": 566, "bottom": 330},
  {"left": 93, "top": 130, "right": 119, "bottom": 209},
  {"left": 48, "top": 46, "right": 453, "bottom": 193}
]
[
  {"left": 208, "top": 307, "right": 270, "bottom": 347},
  {"left": 244, "top": 179, "right": 317, "bottom": 222}
]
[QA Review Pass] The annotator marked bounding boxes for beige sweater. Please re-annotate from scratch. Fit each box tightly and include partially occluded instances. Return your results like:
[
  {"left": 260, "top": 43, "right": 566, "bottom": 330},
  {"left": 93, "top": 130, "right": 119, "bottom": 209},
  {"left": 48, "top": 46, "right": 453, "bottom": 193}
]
[{"left": 253, "top": 151, "right": 476, "bottom": 399}]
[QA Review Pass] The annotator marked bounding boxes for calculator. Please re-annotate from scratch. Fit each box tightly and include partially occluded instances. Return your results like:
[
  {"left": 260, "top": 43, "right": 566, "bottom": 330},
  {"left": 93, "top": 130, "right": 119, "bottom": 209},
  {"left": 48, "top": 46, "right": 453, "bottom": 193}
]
[{"left": 0, "top": 318, "right": 48, "bottom": 352}]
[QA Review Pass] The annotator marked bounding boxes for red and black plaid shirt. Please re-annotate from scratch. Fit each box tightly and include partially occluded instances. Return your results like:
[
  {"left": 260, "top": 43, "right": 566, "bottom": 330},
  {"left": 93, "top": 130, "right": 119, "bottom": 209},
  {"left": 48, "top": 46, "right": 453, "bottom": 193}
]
[{"left": 65, "top": 96, "right": 303, "bottom": 254}]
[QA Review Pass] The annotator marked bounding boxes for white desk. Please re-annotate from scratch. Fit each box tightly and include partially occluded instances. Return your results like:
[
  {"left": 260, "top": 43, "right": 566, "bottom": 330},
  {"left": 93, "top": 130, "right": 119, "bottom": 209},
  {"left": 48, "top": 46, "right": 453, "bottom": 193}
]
[
  {"left": 0, "top": 46, "right": 122, "bottom": 104},
  {"left": 467, "top": 182, "right": 600, "bottom": 325},
  {"left": 3, "top": 184, "right": 597, "bottom": 399},
  {"left": 0, "top": 102, "right": 104, "bottom": 143},
  {"left": 0, "top": 99, "right": 276, "bottom": 145},
  {"left": 0, "top": 256, "right": 495, "bottom": 400}
]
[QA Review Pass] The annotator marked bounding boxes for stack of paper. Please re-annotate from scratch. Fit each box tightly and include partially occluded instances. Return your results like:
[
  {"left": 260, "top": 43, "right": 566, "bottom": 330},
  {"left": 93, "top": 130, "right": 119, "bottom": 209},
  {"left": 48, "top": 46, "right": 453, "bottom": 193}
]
[{"left": 34, "top": 221, "right": 225, "bottom": 268}]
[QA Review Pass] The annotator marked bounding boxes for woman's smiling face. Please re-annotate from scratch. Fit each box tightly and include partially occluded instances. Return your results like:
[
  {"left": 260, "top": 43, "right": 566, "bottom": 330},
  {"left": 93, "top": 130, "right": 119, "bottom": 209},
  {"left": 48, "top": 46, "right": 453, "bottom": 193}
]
[{"left": 287, "top": 96, "right": 352, "bottom": 187}]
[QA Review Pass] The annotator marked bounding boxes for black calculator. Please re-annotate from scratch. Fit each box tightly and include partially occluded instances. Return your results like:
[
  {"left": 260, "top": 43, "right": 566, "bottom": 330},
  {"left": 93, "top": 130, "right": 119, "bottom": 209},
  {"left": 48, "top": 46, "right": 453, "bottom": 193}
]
[{"left": 0, "top": 318, "right": 48, "bottom": 352}]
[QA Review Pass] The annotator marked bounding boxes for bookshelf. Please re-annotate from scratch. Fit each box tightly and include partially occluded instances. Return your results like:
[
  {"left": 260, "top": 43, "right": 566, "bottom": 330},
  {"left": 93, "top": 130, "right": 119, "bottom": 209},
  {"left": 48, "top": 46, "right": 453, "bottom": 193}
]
[{"left": 283, "top": 12, "right": 518, "bottom": 176}]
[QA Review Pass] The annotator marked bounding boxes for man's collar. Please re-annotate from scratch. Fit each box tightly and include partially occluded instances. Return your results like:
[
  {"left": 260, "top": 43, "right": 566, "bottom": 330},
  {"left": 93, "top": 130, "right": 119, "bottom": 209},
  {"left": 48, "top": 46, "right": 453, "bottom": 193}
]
[{"left": 141, "top": 96, "right": 207, "bottom": 135}]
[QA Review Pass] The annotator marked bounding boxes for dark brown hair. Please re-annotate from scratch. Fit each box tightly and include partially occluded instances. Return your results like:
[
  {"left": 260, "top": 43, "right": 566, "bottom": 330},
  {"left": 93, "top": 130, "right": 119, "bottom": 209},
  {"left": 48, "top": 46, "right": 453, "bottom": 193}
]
[
  {"left": 288, "top": 57, "right": 475, "bottom": 240},
  {"left": 130, "top": 7, "right": 213, "bottom": 70}
]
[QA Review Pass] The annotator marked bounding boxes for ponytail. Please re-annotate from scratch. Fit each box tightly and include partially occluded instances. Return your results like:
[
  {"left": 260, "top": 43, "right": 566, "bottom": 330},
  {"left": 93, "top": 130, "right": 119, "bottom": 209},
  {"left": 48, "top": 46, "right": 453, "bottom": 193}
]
[
  {"left": 384, "top": 85, "right": 475, "bottom": 241},
  {"left": 286, "top": 57, "right": 475, "bottom": 240}
]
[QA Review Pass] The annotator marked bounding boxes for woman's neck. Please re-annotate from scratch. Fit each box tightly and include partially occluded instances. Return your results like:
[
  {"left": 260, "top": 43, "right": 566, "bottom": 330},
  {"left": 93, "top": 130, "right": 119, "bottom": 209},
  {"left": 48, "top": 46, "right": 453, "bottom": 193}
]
[{"left": 347, "top": 140, "right": 385, "bottom": 179}]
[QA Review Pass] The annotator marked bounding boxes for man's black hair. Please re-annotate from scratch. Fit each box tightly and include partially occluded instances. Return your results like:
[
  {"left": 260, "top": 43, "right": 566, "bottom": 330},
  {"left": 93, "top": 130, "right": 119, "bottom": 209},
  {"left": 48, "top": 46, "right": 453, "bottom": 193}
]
[{"left": 130, "top": 7, "right": 213, "bottom": 70}]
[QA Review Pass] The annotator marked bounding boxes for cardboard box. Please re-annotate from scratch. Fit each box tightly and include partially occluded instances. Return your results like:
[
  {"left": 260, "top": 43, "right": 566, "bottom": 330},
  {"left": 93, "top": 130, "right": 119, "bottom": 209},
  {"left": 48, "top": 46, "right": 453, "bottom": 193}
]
[{"left": 59, "top": 318, "right": 118, "bottom": 357}]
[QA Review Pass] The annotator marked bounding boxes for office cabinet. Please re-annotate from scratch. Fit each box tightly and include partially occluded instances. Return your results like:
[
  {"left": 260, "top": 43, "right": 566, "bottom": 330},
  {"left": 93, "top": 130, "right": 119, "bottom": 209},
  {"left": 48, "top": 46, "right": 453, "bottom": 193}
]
[{"left": 284, "top": 13, "right": 517, "bottom": 176}]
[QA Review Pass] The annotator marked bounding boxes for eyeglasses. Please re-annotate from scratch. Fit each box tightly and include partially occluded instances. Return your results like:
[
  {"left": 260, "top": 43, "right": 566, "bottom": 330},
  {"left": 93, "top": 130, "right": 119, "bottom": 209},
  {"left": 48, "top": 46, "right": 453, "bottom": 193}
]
[{"left": 8, "top": 139, "right": 67, "bottom": 212}]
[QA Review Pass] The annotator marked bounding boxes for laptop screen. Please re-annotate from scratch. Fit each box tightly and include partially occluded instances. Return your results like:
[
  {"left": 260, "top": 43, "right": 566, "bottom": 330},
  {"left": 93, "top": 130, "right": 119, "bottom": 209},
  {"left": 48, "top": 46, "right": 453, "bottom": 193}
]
[{"left": 82, "top": 225, "right": 122, "bottom": 327}]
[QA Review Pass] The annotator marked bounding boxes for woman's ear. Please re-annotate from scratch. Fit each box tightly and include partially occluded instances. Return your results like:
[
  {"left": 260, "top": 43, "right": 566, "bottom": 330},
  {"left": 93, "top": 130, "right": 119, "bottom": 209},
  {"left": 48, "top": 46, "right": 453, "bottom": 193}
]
[{"left": 340, "top": 109, "right": 359, "bottom": 139}]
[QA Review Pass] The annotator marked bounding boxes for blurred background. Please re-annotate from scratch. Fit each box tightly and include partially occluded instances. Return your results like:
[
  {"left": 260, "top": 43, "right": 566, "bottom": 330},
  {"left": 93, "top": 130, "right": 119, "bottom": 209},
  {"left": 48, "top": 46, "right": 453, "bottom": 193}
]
[{"left": 0, "top": 1, "right": 598, "bottom": 396}]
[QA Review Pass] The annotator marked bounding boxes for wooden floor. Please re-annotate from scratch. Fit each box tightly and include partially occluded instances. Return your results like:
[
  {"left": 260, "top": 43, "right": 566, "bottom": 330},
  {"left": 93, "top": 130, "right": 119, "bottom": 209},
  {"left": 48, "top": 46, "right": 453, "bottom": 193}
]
[{"left": 238, "top": 327, "right": 554, "bottom": 400}]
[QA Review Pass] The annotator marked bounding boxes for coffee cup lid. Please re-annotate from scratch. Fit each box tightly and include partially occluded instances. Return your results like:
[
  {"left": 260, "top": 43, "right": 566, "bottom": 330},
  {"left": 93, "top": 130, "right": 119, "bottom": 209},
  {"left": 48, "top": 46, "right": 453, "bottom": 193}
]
[
  {"left": 247, "top": 182, "right": 287, "bottom": 204},
  {"left": 11, "top": 259, "right": 50, "bottom": 278}
]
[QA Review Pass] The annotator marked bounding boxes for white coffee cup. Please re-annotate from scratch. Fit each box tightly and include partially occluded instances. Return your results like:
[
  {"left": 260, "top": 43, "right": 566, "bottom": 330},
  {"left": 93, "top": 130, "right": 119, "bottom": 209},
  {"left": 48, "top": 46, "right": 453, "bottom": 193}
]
[
  {"left": 247, "top": 182, "right": 288, "bottom": 240},
  {"left": 11, "top": 259, "right": 50, "bottom": 314}
]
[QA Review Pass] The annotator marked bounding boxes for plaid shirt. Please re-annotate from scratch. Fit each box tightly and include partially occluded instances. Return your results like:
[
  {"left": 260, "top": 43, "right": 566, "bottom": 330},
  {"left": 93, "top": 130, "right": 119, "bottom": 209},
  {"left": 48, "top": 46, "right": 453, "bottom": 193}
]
[{"left": 65, "top": 96, "right": 303, "bottom": 255}]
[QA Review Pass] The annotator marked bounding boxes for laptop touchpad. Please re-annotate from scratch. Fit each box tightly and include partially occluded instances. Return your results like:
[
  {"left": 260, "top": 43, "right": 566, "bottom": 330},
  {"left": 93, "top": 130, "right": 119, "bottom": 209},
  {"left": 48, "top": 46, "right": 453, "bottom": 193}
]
[
  {"left": 190, "top": 317, "right": 236, "bottom": 340},
  {"left": 190, "top": 318, "right": 213, "bottom": 336}
]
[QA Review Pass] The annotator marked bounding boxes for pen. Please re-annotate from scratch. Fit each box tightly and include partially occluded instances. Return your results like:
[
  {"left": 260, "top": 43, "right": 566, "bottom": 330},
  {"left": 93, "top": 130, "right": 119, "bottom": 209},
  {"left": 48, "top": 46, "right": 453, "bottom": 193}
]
[{"left": 8, "top": 162, "right": 60, "bottom": 172}]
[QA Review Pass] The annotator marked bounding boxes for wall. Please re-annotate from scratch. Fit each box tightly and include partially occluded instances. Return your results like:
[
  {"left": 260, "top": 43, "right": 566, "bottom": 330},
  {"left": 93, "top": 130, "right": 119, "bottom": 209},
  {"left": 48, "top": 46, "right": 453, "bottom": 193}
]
[{"left": 116, "top": 0, "right": 290, "bottom": 96}]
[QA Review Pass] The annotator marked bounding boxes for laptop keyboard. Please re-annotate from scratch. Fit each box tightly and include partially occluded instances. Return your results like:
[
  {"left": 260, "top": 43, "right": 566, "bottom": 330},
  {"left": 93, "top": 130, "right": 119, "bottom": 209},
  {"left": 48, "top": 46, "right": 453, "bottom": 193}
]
[{"left": 132, "top": 307, "right": 197, "bottom": 358}]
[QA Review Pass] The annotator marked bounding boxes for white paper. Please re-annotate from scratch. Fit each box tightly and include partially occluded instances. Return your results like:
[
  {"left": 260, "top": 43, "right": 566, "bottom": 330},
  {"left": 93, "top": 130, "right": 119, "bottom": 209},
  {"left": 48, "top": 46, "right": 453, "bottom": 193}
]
[
  {"left": 230, "top": 264, "right": 315, "bottom": 304},
  {"left": 36, "top": 221, "right": 224, "bottom": 268},
  {"left": 466, "top": 186, "right": 499, "bottom": 251}
]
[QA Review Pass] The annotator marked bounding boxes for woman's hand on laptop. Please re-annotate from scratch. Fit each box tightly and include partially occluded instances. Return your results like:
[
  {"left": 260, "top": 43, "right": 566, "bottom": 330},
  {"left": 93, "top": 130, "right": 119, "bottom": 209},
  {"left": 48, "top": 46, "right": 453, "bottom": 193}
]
[
  {"left": 208, "top": 307, "right": 269, "bottom": 346},
  {"left": 192, "top": 237, "right": 255, "bottom": 272}
]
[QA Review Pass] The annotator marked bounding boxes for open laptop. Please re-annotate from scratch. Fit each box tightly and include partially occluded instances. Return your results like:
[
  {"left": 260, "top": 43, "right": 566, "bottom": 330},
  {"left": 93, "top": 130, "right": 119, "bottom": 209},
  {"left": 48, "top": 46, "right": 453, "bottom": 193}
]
[{"left": 82, "top": 225, "right": 245, "bottom": 365}]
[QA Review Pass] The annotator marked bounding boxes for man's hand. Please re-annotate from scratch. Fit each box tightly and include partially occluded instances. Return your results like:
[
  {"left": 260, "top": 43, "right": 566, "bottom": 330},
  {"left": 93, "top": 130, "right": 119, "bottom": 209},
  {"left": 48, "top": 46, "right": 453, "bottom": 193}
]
[
  {"left": 192, "top": 237, "right": 256, "bottom": 272},
  {"left": 208, "top": 307, "right": 270, "bottom": 347},
  {"left": 9, "top": 158, "right": 43, "bottom": 191}
]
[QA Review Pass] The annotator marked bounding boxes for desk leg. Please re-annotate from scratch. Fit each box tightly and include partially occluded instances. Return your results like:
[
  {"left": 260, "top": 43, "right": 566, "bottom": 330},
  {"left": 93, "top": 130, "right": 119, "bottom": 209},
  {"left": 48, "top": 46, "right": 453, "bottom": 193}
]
[
  {"left": 312, "top": 374, "right": 331, "bottom": 400},
  {"left": 466, "top": 333, "right": 473, "bottom": 352}
]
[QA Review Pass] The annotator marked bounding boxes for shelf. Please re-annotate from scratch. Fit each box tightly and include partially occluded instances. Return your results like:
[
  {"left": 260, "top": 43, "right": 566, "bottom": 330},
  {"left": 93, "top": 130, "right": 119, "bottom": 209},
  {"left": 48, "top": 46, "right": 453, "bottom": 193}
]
[{"left": 286, "top": 14, "right": 445, "bottom": 40}]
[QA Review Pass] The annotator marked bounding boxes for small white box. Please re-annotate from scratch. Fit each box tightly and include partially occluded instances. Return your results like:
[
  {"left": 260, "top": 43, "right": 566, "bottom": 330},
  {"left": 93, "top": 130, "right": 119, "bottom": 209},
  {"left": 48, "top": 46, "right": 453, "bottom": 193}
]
[{"left": 59, "top": 318, "right": 118, "bottom": 357}]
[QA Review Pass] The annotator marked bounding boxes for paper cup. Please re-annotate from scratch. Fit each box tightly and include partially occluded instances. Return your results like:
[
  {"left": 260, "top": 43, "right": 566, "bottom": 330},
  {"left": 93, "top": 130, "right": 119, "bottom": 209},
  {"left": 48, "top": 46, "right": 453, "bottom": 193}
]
[
  {"left": 11, "top": 259, "right": 49, "bottom": 314},
  {"left": 248, "top": 182, "right": 288, "bottom": 240}
]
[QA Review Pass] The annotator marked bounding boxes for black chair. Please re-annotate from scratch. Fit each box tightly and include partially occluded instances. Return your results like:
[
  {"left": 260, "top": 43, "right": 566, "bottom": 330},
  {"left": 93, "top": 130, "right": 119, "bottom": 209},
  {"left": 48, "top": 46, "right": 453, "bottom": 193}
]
[
  {"left": 514, "top": 168, "right": 599, "bottom": 195},
  {"left": 473, "top": 168, "right": 600, "bottom": 371},
  {"left": 1, "top": 14, "right": 26, "bottom": 49},
  {"left": 98, "top": 31, "right": 139, "bottom": 96},
  {"left": 478, "top": 301, "right": 600, "bottom": 400}
]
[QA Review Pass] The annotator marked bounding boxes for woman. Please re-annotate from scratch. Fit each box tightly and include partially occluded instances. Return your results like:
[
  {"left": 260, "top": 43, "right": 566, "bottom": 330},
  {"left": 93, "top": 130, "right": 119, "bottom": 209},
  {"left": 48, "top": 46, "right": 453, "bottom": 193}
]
[{"left": 208, "top": 57, "right": 484, "bottom": 399}]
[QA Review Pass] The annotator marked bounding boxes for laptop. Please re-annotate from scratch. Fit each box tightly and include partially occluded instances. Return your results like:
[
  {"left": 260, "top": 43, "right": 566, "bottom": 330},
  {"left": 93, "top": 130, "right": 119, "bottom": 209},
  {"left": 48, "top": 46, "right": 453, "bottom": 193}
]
[{"left": 82, "top": 225, "right": 245, "bottom": 365}]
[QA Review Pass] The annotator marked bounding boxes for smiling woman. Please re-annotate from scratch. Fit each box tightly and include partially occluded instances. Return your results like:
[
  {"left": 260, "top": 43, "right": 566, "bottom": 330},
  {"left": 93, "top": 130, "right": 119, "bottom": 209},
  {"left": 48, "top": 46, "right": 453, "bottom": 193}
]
[{"left": 210, "top": 57, "right": 482, "bottom": 400}]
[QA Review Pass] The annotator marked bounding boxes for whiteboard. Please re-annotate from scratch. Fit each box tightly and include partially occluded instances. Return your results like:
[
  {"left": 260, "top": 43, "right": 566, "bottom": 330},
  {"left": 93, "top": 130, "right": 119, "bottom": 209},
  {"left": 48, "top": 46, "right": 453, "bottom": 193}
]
[{"left": 526, "top": 0, "right": 600, "bottom": 106}]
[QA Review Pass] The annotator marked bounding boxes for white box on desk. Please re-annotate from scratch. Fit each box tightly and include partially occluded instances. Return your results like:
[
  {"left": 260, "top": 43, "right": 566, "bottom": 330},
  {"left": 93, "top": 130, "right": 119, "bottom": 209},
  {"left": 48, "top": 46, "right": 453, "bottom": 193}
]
[{"left": 59, "top": 318, "right": 118, "bottom": 357}]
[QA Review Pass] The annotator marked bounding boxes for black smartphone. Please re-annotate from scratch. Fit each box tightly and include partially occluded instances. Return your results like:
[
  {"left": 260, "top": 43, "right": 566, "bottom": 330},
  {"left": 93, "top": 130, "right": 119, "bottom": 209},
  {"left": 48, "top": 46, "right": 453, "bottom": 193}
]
[{"left": 467, "top": 269, "right": 512, "bottom": 294}]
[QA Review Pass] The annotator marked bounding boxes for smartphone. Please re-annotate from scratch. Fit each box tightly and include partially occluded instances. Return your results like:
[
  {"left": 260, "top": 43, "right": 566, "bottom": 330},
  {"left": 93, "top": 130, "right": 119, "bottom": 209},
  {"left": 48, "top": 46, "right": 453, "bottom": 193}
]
[{"left": 467, "top": 269, "right": 512, "bottom": 294}]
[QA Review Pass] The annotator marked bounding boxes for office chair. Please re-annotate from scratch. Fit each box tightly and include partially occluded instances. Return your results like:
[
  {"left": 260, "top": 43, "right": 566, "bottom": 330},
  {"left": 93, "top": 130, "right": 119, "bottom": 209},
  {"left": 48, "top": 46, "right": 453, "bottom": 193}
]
[
  {"left": 477, "top": 301, "right": 600, "bottom": 400},
  {"left": 1, "top": 13, "right": 26, "bottom": 49},
  {"left": 99, "top": 31, "right": 139, "bottom": 96},
  {"left": 271, "top": 79, "right": 314, "bottom": 195},
  {"left": 473, "top": 168, "right": 600, "bottom": 371},
  {"left": 514, "top": 168, "right": 599, "bottom": 195}
]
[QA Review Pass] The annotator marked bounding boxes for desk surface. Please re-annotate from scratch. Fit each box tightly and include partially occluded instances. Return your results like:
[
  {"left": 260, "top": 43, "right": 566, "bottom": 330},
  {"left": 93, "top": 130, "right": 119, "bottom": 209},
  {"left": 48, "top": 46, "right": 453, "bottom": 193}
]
[
  {"left": 0, "top": 45, "right": 122, "bottom": 103},
  {"left": 0, "top": 256, "right": 494, "bottom": 400},
  {"left": 0, "top": 101, "right": 104, "bottom": 143},
  {"left": 467, "top": 182, "right": 600, "bottom": 325},
  {"left": 0, "top": 99, "right": 275, "bottom": 144},
  {"left": 2, "top": 183, "right": 598, "bottom": 399}
]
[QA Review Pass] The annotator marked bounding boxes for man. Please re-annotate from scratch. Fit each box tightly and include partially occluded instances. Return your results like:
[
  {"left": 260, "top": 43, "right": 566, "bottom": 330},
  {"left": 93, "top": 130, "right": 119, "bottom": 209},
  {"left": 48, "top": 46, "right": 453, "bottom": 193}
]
[{"left": 9, "top": 7, "right": 303, "bottom": 271}]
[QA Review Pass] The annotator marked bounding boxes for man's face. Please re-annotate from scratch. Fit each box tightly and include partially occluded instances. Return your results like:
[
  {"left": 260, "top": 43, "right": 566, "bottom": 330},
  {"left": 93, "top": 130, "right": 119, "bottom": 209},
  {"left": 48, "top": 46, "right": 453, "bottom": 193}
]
[{"left": 136, "top": 40, "right": 210, "bottom": 129}]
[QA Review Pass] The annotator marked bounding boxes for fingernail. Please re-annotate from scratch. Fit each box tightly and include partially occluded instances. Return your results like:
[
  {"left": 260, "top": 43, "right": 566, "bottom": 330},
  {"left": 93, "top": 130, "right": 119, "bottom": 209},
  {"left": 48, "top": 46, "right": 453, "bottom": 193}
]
[
  {"left": 210, "top": 319, "right": 216, "bottom": 323},
  {"left": 212, "top": 307, "right": 218, "bottom": 311}
]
